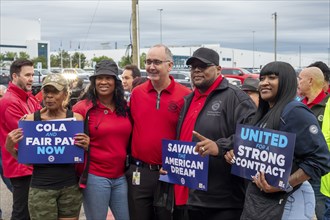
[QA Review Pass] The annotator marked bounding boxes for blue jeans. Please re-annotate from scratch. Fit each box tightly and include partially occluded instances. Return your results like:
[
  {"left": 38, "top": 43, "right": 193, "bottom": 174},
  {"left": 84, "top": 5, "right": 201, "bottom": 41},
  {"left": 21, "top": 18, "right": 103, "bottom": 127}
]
[
  {"left": 325, "top": 197, "right": 330, "bottom": 220},
  {"left": 282, "top": 181, "right": 315, "bottom": 220},
  {"left": 309, "top": 179, "right": 327, "bottom": 220},
  {"left": 83, "top": 173, "right": 129, "bottom": 220}
]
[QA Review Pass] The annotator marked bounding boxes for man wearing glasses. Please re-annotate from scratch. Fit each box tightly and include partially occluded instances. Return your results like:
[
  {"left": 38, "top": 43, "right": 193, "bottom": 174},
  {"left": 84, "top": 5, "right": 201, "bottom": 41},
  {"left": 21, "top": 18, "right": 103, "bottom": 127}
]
[
  {"left": 176, "top": 47, "right": 255, "bottom": 220},
  {"left": 126, "top": 44, "right": 191, "bottom": 220}
]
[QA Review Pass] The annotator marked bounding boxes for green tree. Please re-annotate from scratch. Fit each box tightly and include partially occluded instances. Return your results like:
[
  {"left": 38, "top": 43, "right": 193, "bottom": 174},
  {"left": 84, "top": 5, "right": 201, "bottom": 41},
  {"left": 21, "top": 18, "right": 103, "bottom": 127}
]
[
  {"left": 32, "top": 56, "right": 47, "bottom": 68},
  {"left": 72, "top": 52, "right": 87, "bottom": 69},
  {"left": 91, "top": 55, "right": 113, "bottom": 64},
  {"left": 4, "top": 52, "right": 17, "bottom": 61},
  {"left": 50, "top": 54, "right": 60, "bottom": 67},
  {"left": 18, "top": 52, "right": 30, "bottom": 60},
  {"left": 140, "top": 52, "right": 146, "bottom": 69},
  {"left": 118, "top": 55, "right": 131, "bottom": 68}
]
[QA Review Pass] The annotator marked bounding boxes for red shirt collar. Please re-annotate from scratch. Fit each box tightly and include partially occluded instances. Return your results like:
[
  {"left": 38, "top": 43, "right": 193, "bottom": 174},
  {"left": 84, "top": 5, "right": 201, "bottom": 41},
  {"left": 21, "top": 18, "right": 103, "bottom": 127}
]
[
  {"left": 302, "top": 90, "right": 327, "bottom": 108},
  {"left": 146, "top": 75, "right": 176, "bottom": 94},
  {"left": 193, "top": 75, "right": 223, "bottom": 99}
]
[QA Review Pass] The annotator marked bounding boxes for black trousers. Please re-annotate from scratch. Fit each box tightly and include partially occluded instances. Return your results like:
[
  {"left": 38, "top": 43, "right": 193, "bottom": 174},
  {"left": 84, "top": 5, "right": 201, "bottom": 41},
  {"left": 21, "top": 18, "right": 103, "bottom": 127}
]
[
  {"left": 10, "top": 175, "right": 31, "bottom": 220},
  {"left": 126, "top": 164, "right": 172, "bottom": 220},
  {"left": 188, "top": 206, "right": 243, "bottom": 220}
]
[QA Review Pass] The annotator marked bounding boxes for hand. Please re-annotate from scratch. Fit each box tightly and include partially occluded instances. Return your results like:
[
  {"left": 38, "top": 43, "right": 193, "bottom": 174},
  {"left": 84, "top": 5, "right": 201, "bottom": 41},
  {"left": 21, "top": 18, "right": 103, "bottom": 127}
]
[
  {"left": 252, "top": 171, "right": 281, "bottom": 193},
  {"left": 193, "top": 131, "right": 219, "bottom": 156},
  {"left": 159, "top": 167, "right": 167, "bottom": 175},
  {"left": 224, "top": 149, "right": 235, "bottom": 164},
  {"left": 6, "top": 128, "right": 24, "bottom": 159},
  {"left": 74, "top": 133, "right": 90, "bottom": 151}
]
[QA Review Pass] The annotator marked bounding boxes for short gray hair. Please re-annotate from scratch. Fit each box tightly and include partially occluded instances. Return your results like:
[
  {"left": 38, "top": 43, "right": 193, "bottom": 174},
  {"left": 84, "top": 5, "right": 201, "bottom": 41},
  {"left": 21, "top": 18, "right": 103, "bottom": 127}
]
[{"left": 151, "top": 44, "right": 173, "bottom": 61}]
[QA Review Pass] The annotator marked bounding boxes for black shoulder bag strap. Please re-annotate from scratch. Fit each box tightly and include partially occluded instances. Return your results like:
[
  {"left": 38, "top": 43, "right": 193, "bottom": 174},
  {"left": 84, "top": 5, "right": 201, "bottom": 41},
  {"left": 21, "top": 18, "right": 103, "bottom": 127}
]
[
  {"left": 34, "top": 110, "right": 41, "bottom": 121},
  {"left": 79, "top": 109, "right": 91, "bottom": 188}
]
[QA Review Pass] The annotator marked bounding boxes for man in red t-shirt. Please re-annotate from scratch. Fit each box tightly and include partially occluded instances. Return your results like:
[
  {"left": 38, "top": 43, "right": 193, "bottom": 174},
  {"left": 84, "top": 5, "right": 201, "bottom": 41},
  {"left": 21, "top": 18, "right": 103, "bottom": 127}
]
[{"left": 126, "top": 44, "right": 191, "bottom": 220}]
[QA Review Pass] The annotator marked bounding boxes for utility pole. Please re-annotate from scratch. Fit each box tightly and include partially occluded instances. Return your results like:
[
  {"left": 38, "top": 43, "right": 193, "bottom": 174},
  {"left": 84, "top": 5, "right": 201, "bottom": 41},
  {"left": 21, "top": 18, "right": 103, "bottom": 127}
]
[
  {"left": 158, "top": 9, "right": 163, "bottom": 43},
  {"left": 299, "top": 45, "right": 301, "bottom": 68},
  {"left": 132, "top": 0, "right": 139, "bottom": 67},
  {"left": 272, "top": 12, "right": 277, "bottom": 61},
  {"left": 252, "top": 30, "right": 255, "bottom": 69}
]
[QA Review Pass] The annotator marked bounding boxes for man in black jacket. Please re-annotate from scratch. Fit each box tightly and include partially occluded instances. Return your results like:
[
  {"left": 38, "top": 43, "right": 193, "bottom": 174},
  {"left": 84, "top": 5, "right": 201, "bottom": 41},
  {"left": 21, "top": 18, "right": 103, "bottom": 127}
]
[{"left": 176, "top": 47, "right": 256, "bottom": 220}]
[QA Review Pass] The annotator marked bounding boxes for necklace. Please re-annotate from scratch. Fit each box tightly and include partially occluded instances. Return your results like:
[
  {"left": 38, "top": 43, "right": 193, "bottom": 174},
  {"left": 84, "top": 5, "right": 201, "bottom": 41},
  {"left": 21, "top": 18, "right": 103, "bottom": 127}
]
[{"left": 94, "top": 104, "right": 115, "bottom": 130}]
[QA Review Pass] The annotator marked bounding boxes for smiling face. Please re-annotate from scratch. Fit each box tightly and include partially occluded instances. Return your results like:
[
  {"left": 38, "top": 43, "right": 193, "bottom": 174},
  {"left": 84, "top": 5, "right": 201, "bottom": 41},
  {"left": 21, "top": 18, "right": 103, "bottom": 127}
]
[
  {"left": 145, "top": 46, "right": 173, "bottom": 83},
  {"left": 190, "top": 59, "right": 220, "bottom": 93},
  {"left": 259, "top": 74, "right": 279, "bottom": 108},
  {"left": 42, "top": 86, "right": 67, "bottom": 110},
  {"left": 95, "top": 75, "right": 116, "bottom": 97},
  {"left": 12, "top": 65, "right": 34, "bottom": 92}
]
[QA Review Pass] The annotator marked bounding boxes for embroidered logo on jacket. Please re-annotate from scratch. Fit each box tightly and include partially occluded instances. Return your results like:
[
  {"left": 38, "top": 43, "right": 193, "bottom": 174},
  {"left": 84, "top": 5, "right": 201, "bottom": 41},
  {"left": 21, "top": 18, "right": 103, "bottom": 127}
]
[{"left": 207, "top": 101, "right": 222, "bottom": 116}]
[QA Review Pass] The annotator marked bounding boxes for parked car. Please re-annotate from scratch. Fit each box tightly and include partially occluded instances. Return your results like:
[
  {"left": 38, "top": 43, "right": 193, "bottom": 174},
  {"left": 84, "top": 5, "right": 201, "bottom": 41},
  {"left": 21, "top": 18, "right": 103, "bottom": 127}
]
[
  {"left": 170, "top": 70, "right": 192, "bottom": 89},
  {"left": 225, "top": 77, "right": 242, "bottom": 88},
  {"left": 61, "top": 68, "right": 90, "bottom": 83},
  {"left": 0, "top": 69, "right": 10, "bottom": 85},
  {"left": 221, "top": 67, "right": 259, "bottom": 83}
]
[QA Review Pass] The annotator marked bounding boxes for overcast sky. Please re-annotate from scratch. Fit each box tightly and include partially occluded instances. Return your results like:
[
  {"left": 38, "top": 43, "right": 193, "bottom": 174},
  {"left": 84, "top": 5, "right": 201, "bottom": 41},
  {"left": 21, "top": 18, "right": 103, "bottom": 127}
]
[{"left": 1, "top": 0, "right": 330, "bottom": 60}]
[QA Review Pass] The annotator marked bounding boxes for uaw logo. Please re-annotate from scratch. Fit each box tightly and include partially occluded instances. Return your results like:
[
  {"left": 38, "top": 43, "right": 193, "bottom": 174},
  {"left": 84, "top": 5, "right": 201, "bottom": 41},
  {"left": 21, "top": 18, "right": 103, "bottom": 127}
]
[
  {"left": 168, "top": 101, "right": 179, "bottom": 113},
  {"left": 309, "top": 125, "right": 318, "bottom": 134},
  {"left": 48, "top": 155, "right": 55, "bottom": 162},
  {"left": 207, "top": 101, "right": 222, "bottom": 116},
  {"left": 180, "top": 177, "right": 185, "bottom": 185}
]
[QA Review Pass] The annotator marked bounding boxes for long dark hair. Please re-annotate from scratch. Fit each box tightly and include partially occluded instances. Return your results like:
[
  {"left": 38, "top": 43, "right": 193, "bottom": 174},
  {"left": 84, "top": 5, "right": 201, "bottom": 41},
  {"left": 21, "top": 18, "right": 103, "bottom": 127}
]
[
  {"left": 83, "top": 77, "right": 128, "bottom": 117},
  {"left": 252, "top": 61, "right": 297, "bottom": 129}
]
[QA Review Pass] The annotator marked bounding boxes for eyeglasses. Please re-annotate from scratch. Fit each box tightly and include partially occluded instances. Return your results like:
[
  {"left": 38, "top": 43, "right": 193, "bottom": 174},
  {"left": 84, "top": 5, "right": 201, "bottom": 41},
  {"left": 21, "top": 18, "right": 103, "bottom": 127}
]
[
  {"left": 145, "top": 59, "right": 170, "bottom": 66},
  {"left": 189, "top": 63, "right": 214, "bottom": 71}
]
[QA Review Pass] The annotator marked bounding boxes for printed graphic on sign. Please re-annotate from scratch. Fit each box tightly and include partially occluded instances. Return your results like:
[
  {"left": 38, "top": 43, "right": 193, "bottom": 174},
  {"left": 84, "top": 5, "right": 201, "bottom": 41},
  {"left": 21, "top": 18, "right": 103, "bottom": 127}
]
[
  {"left": 231, "top": 124, "right": 295, "bottom": 189},
  {"left": 159, "top": 139, "right": 209, "bottom": 191},
  {"left": 18, "top": 121, "right": 84, "bottom": 164}
]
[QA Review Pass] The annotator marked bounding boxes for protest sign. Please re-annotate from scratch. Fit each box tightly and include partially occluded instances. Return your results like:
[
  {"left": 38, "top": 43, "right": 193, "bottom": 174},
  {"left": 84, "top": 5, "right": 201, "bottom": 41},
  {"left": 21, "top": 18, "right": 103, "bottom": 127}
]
[
  {"left": 159, "top": 139, "right": 209, "bottom": 191},
  {"left": 18, "top": 120, "right": 84, "bottom": 164},
  {"left": 231, "top": 124, "right": 295, "bottom": 189}
]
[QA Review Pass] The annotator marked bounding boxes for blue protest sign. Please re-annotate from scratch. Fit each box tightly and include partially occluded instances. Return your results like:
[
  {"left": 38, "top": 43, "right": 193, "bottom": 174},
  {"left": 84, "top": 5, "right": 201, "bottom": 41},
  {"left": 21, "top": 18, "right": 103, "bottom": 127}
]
[
  {"left": 231, "top": 124, "right": 295, "bottom": 190},
  {"left": 18, "top": 121, "right": 84, "bottom": 164},
  {"left": 159, "top": 139, "right": 209, "bottom": 191}
]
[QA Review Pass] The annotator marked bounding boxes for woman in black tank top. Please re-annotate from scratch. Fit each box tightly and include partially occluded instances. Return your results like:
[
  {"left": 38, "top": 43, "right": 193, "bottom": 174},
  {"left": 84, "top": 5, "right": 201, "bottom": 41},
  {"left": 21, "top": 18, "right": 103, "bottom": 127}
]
[{"left": 5, "top": 73, "right": 90, "bottom": 220}]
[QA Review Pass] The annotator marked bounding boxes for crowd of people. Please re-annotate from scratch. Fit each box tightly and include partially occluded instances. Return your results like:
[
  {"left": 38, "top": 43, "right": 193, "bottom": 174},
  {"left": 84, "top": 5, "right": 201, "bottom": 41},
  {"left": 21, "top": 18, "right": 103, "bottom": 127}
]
[{"left": 0, "top": 44, "right": 329, "bottom": 220}]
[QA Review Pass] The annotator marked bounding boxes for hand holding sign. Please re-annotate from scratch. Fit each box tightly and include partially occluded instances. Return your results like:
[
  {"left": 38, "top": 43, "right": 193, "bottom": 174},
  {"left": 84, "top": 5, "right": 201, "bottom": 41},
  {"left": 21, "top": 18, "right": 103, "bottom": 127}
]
[
  {"left": 74, "top": 133, "right": 90, "bottom": 151},
  {"left": 224, "top": 149, "right": 235, "bottom": 164},
  {"left": 193, "top": 131, "right": 219, "bottom": 156},
  {"left": 252, "top": 171, "right": 282, "bottom": 193},
  {"left": 5, "top": 128, "right": 24, "bottom": 160}
]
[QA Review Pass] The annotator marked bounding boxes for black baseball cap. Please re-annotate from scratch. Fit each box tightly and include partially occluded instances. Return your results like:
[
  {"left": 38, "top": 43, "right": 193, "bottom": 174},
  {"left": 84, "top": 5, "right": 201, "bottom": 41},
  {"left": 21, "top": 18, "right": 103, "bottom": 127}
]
[{"left": 186, "top": 47, "right": 219, "bottom": 66}]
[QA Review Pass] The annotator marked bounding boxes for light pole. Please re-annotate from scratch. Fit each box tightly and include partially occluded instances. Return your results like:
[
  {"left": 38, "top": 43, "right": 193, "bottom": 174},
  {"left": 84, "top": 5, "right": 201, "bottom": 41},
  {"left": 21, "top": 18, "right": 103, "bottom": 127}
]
[
  {"left": 158, "top": 9, "right": 163, "bottom": 43},
  {"left": 252, "top": 30, "right": 255, "bottom": 69},
  {"left": 272, "top": 12, "right": 277, "bottom": 61}
]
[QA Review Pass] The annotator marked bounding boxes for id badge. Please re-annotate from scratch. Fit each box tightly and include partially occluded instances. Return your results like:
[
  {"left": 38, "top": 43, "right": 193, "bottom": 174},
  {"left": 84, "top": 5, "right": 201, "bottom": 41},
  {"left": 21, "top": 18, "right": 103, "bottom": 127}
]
[{"left": 132, "top": 171, "right": 141, "bottom": 185}]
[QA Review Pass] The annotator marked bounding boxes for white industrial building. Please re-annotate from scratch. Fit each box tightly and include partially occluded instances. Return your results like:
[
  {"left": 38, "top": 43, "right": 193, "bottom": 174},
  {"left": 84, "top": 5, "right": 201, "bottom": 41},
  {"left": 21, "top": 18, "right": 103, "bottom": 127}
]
[
  {"left": 63, "top": 44, "right": 318, "bottom": 70},
  {"left": 0, "top": 17, "right": 323, "bottom": 70},
  {"left": 0, "top": 17, "right": 50, "bottom": 68}
]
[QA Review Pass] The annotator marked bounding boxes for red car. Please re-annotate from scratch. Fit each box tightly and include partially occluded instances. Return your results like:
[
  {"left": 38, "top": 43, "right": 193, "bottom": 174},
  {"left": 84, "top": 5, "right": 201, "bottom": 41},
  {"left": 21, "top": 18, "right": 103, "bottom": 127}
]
[{"left": 221, "top": 67, "right": 259, "bottom": 84}]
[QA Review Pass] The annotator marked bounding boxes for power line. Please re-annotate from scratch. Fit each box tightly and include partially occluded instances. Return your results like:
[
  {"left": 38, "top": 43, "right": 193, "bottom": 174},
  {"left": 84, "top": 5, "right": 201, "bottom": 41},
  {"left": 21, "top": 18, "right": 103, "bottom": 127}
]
[{"left": 82, "top": 0, "right": 100, "bottom": 50}]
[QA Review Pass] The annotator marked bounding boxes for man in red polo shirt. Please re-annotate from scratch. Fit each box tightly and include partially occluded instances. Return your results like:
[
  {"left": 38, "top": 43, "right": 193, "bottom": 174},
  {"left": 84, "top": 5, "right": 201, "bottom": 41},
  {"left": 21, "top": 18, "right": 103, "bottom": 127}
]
[
  {"left": 126, "top": 44, "right": 191, "bottom": 220},
  {"left": 298, "top": 66, "right": 330, "bottom": 220}
]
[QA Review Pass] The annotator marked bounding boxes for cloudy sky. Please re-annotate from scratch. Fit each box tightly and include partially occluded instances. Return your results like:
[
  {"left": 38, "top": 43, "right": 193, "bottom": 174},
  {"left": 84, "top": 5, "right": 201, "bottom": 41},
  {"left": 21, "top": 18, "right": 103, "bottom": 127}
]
[{"left": 1, "top": 0, "right": 330, "bottom": 60}]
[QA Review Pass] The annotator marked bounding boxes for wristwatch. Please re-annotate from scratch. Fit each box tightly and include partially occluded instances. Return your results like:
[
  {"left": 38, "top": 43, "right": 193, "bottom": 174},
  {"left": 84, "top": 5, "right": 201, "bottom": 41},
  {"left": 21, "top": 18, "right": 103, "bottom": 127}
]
[{"left": 285, "top": 184, "right": 293, "bottom": 193}]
